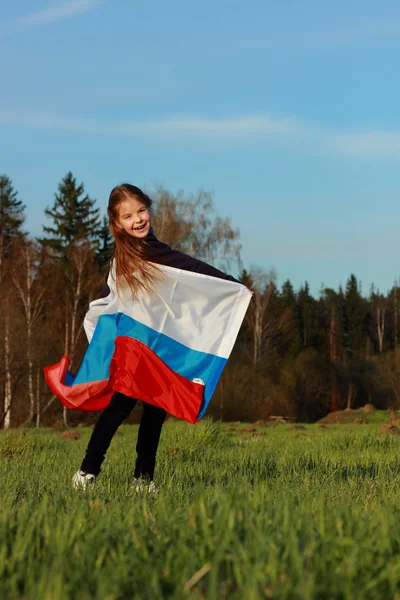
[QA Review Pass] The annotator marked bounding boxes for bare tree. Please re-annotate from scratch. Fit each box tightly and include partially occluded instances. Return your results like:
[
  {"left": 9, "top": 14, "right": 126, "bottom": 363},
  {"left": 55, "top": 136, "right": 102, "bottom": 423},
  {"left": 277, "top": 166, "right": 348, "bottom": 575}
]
[
  {"left": 12, "top": 241, "right": 45, "bottom": 421},
  {"left": 35, "top": 366, "right": 41, "bottom": 428},
  {"left": 0, "top": 177, "right": 26, "bottom": 428},
  {"left": 151, "top": 186, "right": 241, "bottom": 273},
  {"left": 3, "top": 300, "right": 12, "bottom": 429},
  {"left": 392, "top": 279, "right": 399, "bottom": 348},
  {"left": 371, "top": 291, "right": 387, "bottom": 353},
  {"left": 245, "top": 267, "right": 290, "bottom": 369}
]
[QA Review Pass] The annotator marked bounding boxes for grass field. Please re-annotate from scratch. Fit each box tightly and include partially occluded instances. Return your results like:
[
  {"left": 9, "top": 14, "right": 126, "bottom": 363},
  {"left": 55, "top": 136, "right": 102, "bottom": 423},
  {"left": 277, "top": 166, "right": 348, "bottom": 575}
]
[{"left": 2, "top": 415, "right": 400, "bottom": 599}]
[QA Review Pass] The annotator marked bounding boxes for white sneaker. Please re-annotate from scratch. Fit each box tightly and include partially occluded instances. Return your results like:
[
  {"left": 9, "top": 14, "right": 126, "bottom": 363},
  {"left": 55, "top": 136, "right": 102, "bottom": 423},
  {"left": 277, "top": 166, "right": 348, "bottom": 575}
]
[
  {"left": 72, "top": 470, "right": 96, "bottom": 490},
  {"left": 131, "top": 477, "right": 160, "bottom": 496}
]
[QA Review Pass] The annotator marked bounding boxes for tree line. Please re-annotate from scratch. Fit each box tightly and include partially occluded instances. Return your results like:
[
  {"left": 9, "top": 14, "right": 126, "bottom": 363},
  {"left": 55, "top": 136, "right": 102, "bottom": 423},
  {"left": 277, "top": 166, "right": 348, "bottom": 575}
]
[{"left": 0, "top": 171, "right": 399, "bottom": 428}]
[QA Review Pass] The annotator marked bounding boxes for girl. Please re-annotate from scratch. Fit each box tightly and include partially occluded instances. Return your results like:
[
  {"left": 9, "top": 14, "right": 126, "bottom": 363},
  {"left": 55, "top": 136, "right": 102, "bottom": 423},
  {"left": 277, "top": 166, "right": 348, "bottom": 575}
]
[{"left": 72, "top": 184, "right": 242, "bottom": 491}]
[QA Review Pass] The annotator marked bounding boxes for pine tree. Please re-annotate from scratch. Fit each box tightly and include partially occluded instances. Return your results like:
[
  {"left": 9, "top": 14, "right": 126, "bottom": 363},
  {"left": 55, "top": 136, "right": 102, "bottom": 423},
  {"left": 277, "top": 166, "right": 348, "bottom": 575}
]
[
  {"left": 39, "top": 172, "right": 101, "bottom": 427},
  {"left": 238, "top": 268, "right": 254, "bottom": 289},
  {"left": 280, "top": 279, "right": 301, "bottom": 355},
  {"left": 281, "top": 279, "right": 296, "bottom": 307},
  {"left": 344, "top": 274, "right": 366, "bottom": 355},
  {"left": 387, "top": 280, "right": 399, "bottom": 349},
  {"left": 40, "top": 172, "right": 100, "bottom": 254},
  {"left": 0, "top": 175, "right": 26, "bottom": 283},
  {"left": 296, "top": 282, "right": 314, "bottom": 347},
  {"left": 95, "top": 215, "right": 114, "bottom": 266}
]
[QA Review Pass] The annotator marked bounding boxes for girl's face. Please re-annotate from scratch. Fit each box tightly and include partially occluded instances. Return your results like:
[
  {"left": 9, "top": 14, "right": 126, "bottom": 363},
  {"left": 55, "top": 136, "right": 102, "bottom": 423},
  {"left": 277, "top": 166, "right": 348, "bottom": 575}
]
[{"left": 116, "top": 196, "right": 151, "bottom": 239}]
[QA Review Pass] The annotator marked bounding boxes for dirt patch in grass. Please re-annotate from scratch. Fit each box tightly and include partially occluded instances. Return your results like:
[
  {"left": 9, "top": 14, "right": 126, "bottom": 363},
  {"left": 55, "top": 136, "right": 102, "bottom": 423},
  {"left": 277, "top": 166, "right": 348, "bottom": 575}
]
[
  {"left": 360, "top": 404, "right": 375, "bottom": 413},
  {"left": 61, "top": 430, "right": 80, "bottom": 440},
  {"left": 240, "top": 427, "right": 257, "bottom": 434},
  {"left": 380, "top": 424, "right": 400, "bottom": 436}
]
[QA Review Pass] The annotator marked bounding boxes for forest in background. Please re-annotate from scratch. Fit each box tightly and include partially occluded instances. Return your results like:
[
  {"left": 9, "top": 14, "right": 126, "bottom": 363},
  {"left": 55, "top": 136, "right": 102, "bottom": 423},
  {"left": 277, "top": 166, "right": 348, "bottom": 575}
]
[{"left": 1, "top": 171, "right": 400, "bottom": 428}]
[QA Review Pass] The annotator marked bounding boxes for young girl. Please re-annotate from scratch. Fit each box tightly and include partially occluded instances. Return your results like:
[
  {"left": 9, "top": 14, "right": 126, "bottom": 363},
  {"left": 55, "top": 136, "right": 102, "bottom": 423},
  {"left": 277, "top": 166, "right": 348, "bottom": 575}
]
[{"left": 71, "top": 184, "right": 245, "bottom": 491}]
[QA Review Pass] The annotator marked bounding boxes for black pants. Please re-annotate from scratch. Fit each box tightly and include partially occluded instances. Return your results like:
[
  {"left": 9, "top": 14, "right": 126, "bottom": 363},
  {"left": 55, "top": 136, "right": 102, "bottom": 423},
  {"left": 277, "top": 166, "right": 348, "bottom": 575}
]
[{"left": 80, "top": 391, "right": 167, "bottom": 480}]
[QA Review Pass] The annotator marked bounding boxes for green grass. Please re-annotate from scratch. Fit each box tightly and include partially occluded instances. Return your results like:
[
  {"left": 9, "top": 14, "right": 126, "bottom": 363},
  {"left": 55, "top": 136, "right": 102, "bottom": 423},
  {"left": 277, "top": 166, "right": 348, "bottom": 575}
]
[{"left": 2, "top": 418, "right": 400, "bottom": 599}]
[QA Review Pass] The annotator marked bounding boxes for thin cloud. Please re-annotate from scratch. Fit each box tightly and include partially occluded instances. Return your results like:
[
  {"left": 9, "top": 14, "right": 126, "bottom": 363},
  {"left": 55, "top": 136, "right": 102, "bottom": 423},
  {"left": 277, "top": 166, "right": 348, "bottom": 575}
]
[
  {"left": 3, "top": 0, "right": 104, "bottom": 30},
  {"left": 0, "top": 111, "right": 306, "bottom": 138},
  {"left": 332, "top": 131, "right": 400, "bottom": 159},
  {"left": 1, "top": 108, "right": 400, "bottom": 158},
  {"left": 133, "top": 115, "right": 307, "bottom": 137}
]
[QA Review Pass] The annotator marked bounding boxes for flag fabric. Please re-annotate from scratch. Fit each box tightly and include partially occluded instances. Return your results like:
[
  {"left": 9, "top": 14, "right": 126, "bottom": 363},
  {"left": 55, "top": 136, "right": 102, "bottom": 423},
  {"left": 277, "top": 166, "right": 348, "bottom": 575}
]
[{"left": 44, "top": 262, "right": 252, "bottom": 424}]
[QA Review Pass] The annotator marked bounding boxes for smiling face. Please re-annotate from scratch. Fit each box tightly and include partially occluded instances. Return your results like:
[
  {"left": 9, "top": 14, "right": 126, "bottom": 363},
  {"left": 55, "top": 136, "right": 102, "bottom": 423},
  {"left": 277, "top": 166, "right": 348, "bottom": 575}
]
[{"left": 115, "top": 195, "right": 151, "bottom": 239}]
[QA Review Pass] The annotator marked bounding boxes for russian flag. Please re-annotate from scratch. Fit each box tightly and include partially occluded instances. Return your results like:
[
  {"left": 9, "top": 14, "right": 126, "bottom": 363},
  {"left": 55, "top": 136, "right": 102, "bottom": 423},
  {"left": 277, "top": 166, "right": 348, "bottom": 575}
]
[{"left": 44, "top": 263, "right": 252, "bottom": 423}]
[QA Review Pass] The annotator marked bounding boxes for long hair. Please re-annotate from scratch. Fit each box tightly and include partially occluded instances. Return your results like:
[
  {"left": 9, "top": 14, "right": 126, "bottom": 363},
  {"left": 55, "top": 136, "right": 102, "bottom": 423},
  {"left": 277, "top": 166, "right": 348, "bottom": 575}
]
[{"left": 108, "top": 184, "right": 160, "bottom": 297}]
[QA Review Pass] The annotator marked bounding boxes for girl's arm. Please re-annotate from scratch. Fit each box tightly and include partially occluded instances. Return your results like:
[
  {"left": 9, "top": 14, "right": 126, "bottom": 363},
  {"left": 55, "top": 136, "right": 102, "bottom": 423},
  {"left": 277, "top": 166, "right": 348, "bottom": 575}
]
[{"left": 146, "top": 231, "right": 242, "bottom": 284}]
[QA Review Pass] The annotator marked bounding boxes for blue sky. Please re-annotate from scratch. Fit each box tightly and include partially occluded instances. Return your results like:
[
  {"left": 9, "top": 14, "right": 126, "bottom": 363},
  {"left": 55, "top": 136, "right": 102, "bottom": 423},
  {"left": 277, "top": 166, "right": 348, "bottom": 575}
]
[{"left": 1, "top": 0, "right": 400, "bottom": 295}]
